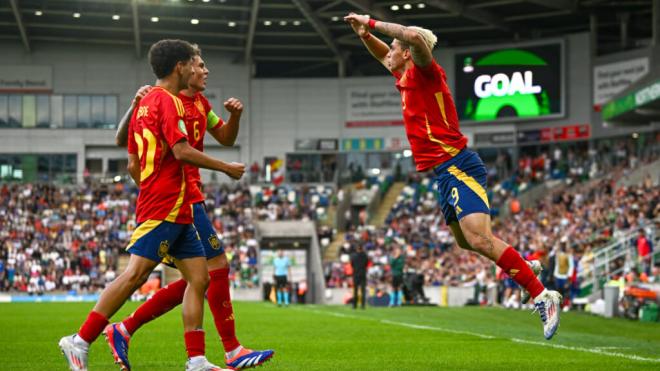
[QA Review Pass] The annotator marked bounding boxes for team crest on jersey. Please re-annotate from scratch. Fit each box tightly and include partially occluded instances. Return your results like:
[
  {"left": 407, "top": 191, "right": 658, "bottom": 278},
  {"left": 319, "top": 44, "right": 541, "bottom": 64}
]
[
  {"left": 158, "top": 240, "right": 170, "bottom": 258},
  {"left": 209, "top": 235, "right": 221, "bottom": 250},
  {"left": 195, "top": 99, "right": 206, "bottom": 116}
]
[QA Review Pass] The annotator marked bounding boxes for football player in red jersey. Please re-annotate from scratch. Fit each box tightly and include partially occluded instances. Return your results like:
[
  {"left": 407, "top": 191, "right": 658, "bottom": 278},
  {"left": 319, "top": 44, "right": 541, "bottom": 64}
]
[
  {"left": 111, "top": 46, "right": 273, "bottom": 370},
  {"left": 344, "top": 13, "right": 562, "bottom": 340},
  {"left": 59, "top": 39, "right": 242, "bottom": 371}
]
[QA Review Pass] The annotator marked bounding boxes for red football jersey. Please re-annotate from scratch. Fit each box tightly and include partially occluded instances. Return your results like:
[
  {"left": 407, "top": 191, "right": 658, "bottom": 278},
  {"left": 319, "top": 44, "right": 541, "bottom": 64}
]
[
  {"left": 394, "top": 60, "right": 467, "bottom": 171},
  {"left": 128, "top": 86, "right": 193, "bottom": 224},
  {"left": 178, "top": 92, "right": 224, "bottom": 204}
]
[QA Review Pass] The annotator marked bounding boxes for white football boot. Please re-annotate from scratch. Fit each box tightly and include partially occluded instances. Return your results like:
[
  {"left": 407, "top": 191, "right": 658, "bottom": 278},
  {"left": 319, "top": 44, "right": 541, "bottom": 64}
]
[
  {"left": 533, "top": 289, "right": 562, "bottom": 340},
  {"left": 59, "top": 334, "right": 89, "bottom": 371},
  {"left": 185, "top": 356, "right": 231, "bottom": 371}
]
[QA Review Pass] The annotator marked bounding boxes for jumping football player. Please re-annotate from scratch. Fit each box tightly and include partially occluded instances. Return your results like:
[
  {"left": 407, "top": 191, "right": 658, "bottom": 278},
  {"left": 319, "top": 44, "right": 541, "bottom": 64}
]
[{"left": 344, "top": 13, "right": 561, "bottom": 339}]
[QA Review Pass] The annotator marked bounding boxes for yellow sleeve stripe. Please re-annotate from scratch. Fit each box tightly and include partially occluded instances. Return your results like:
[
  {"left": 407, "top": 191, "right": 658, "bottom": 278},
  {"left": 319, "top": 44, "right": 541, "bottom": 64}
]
[
  {"left": 425, "top": 115, "right": 461, "bottom": 157},
  {"left": 172, "top": 96, "right": 185, "bottom": 117},
  {"left": 126, "top": 219, "right": 163, "bottom": 249},
  {"left": 446, "top": 165, "right": 490, "bottom": 209},
  {"left": 161, "top": 89, "right": 186, "bottom": 117}
]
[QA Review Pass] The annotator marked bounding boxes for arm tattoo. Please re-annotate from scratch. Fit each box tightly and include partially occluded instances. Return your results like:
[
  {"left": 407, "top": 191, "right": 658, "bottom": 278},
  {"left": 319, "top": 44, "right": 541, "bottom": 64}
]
[{"left": 375, "top": 21, "right": 410, "bottom": 43}]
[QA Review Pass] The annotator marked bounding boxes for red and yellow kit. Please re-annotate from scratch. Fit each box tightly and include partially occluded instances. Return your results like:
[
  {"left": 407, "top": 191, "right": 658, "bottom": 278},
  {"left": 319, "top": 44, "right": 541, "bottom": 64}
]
[
  {"left": 128, "top": 86, "right": 193, "bottom": 224},
  {"left": 393, "top": 60, "right": 468, "bottom": 172},
  {"left": 177, "top": 92, "right": 225, "bottom": 204}
]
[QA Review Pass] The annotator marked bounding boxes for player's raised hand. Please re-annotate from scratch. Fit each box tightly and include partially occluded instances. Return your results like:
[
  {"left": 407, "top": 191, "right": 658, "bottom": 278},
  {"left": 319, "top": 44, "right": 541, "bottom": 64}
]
[
  {"left": 344, "top": 13, "right": 371, "bottom": 35},
  {"left": 224, "top": 162, "right": 246, "bottom": 180},
  {"left": 346, "top": 17, "right": 369, "bottom": 37},
  {"left": 224, "top": 98, "right": 244, "bottom": 115},
  {"left": 132, "top": 85, "right": 152, "bottom": 107}
]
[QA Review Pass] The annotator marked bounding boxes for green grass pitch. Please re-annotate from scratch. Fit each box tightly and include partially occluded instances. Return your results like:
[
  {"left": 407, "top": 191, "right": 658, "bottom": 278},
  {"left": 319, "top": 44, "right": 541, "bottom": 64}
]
[{"left": 1, "top": 301, "right": 659, "bottom": 370}]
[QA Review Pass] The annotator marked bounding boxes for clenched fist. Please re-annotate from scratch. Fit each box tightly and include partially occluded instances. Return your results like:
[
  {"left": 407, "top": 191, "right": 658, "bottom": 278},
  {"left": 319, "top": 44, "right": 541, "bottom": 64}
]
[
  {"left": 224, "top": 162, "right": 246, "bottom": 180},
  {"left": 224, "top": 98, "right": 243, "bottom": 115}
]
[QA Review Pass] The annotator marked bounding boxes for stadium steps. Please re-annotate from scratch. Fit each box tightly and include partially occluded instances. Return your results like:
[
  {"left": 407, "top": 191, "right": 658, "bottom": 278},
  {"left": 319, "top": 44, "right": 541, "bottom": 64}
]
[
  {"left": 617, "top": 157, "right": 660, "bottom": 188},
  {"left": 369, "top": 182, "right": 406, "bottom": 227},
  {"left": 323, "top": 231, "right": 345, "bottom": 263},
  {"left": 322, "top": 201, "right": 337, "bottom": 229}
]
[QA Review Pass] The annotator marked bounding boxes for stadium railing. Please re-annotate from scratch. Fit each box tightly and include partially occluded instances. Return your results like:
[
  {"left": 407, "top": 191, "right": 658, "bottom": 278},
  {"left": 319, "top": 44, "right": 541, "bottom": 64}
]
[{"left": 579, "top": 219, "right": 658, "bottom": 298}]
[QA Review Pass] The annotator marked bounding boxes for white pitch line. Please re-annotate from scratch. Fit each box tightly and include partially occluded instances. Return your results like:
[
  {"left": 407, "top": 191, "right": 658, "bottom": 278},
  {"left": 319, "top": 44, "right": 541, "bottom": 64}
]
[
  {"left": 300, "top": 308, "right": 660, "bottom": 363},
  {"left": 380, "top": 319, "right": 496, "bottom": 339},
  {"left": 509, "top": 338, "right": 659, "bottom": 363}
]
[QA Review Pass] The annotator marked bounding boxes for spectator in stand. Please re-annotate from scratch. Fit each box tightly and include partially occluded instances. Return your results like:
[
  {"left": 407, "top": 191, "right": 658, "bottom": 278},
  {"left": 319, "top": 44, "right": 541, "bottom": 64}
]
[{"left": 636, "top": 229, "right": 652, "bottom": 275}]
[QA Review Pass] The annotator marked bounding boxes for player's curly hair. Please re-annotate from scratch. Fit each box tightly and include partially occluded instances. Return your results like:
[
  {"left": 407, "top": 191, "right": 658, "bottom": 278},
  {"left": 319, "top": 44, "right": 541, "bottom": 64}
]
[{"left": 148, "top": 39, "right": 196, "bottom": 79}]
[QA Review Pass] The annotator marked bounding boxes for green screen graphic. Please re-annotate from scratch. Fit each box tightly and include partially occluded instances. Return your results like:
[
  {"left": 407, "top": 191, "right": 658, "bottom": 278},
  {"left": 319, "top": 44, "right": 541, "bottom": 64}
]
[{"left": 455, "top": 43, "right": 562, "bottom": 122}]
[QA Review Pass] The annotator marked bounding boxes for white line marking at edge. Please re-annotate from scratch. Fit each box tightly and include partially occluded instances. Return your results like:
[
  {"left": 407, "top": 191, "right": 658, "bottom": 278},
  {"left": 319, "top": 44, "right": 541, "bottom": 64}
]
[{"left": 299, "top": 308, "right": 660, "bottom": 363}]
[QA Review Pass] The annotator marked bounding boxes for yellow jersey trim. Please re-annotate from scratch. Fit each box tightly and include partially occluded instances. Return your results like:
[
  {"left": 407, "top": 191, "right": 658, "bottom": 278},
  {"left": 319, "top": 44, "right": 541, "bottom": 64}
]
[
  {"left": 157, "top": 87, "right": 186, "bottom": 117},
  {"left": 164, "top": 173, "right": 186, "bottom": 222},
  {"left": 425, "top": 115, "right": 461, "bottom": 157},
  {"left": 434, "top": 92, "right": 450, "bottom": 128},
  {"left": 127, "top": 219, "right": 163, "bottom": 249},
  {"left": 447, "top": 165, "right": 490, "bottom": 209}
]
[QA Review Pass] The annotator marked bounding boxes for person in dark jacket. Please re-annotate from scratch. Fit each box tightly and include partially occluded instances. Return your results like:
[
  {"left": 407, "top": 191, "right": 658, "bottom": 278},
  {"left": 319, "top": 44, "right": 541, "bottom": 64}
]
[{"left": 351, "top": 245, "right": 368, "bottom": 309}]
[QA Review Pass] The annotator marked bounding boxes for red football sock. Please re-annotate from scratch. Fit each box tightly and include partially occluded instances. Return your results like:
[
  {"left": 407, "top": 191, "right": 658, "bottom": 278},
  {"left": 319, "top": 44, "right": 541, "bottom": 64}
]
[
  {"left": 208, "top": 268, "right": 241, "bottom": 352},
  {"left": 123, "top": 278, "right": 187, "bottom": 335},
  {"left": 78, "top": 310, "right": 108, "bottom": 344},
  {"left": 496, "top": 247, "right": 545, "bottom": 299},
  {"left": 184, "top": 330, "right": 205, "bottom": 358}
]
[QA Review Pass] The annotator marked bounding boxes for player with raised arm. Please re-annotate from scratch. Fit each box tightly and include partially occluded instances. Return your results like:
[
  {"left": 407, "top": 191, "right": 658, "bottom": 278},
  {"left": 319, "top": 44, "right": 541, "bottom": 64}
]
[
  {"left": 344, "top": 13, "right": 561, "bottom": 339},
  {"left": 59, "top": 39, "right": 244, "bottom": 371},
  {"left": 108, "top": 46, "right": 273, "bottom": 371}
]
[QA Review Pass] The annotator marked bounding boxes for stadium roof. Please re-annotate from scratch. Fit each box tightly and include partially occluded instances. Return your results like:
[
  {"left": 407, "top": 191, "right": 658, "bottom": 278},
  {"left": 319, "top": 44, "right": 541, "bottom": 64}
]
[{"left": 1, "top": 0, "right": 655, "bottom": 77}]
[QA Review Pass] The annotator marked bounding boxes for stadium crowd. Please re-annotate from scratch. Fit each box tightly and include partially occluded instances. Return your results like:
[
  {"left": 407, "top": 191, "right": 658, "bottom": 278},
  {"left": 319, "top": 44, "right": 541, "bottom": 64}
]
[
  {"left": 0, "top": 182, "right": 135, "bottom": 294},
  {"left": 486, "top": 137, "right": 655, "bottom": 215},
  {"left": 327, "top": 139, "right": 660, "bottom": 308},
  {"left": 1, "top": 135, "right": 658, "bottom": 304},
  {"left": 0, "top": 181, "right": 335, "bottom": 293}
]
